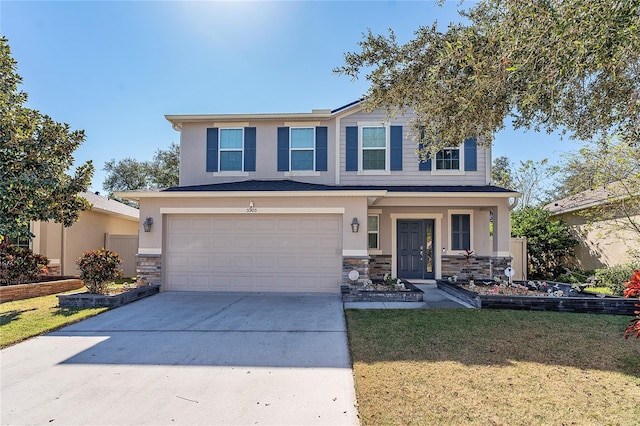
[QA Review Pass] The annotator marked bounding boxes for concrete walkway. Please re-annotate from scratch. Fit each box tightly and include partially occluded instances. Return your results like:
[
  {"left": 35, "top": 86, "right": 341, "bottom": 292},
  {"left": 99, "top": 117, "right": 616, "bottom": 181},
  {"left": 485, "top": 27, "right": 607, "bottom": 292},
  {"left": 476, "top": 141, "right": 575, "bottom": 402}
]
[
  {"left": 343, "top": 282, "right": 473, "bottom": 309},
  {"left": 1, "top": 292, "right": 359, "bottom": 426}
]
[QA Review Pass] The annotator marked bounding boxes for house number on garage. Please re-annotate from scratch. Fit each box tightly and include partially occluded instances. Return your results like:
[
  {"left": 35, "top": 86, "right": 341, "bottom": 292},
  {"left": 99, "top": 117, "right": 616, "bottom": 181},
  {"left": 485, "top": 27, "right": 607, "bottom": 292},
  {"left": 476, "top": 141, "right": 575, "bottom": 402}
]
[{"left": 246, "top": 201, "right": 257, "bottom": 213}]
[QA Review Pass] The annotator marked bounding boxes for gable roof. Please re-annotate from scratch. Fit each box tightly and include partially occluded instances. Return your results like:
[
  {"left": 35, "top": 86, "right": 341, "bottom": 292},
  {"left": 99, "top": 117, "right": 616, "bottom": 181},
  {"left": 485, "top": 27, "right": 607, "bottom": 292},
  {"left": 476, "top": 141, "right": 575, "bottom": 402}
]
[
  {"left": 546, "top": 182, "right": 637, "bottom": 215},
  {"left": 81, "top": 191, "right": 139, "bottom": 220}
]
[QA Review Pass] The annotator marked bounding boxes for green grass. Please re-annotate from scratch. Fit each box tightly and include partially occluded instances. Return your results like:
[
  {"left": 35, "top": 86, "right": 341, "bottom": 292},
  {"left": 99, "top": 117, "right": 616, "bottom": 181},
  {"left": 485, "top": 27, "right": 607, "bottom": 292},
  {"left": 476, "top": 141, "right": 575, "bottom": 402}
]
[
  {"left": 346, "top": 309, "right": 640, "bottom": 425},
  {"left": 0, "top": 291, "right": 108, "bottom": 348}
]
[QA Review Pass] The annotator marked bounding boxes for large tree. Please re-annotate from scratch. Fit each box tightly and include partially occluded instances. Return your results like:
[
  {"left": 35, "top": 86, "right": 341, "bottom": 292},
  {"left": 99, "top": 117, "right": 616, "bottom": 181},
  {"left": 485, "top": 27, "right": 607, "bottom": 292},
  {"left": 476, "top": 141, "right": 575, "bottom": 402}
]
[
  {"left": 335, "top": 0, "right": 640, "bottom": 155},
  {"left": 103, "top": 142, "right": 180, "bottom": 195},
  {"left": 0, "top": 37, "right": 93, "bottom": 242}
]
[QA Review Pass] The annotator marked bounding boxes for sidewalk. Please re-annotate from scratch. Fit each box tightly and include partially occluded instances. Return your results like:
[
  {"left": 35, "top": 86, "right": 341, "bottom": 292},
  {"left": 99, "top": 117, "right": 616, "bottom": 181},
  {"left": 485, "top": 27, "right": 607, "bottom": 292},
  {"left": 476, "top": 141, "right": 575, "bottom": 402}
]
[{"left": 343, "top": 282, "right": 474, "bottom": 309}]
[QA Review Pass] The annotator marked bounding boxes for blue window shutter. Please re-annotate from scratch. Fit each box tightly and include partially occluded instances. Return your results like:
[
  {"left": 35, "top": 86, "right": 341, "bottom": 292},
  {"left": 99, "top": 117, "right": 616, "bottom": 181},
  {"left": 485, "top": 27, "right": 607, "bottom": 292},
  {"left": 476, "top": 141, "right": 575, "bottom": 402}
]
[
  {"left": 464, "top": 138, "right": 477, "bottom": 171},
  {"left": 315, "top": 126, "right": 328, "bottom": 171},
  {"left": 345, "top": 126, "right": 358, "bottom": 171},
  {"left": 390, "top": 125, "right": 403, "bottom": 171},
  {"left": 206, "top": 128, "right": 219, "bottom": 172},
  {"left": 277, "top": 127, "right": 289, "bottom": 171},
  {"left": 244, "top": 127, "right": 256, "bottom": 171}
]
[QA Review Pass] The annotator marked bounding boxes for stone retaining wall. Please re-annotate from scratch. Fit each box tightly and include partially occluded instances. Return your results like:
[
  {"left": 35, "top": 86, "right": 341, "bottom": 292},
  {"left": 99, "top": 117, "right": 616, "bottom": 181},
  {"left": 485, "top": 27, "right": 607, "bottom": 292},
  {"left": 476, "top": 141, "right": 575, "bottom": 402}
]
[
  {"left": 441, "top": 255, "right": 512, "bottom": 280},
  {"left": 342, "top": 281, "right": 424, "bottom": 302},
  {"left": 57, "top": 284, "right": 160, "bottom": 308},
  {"left": 437, "top": 280, "right": 637, "bottom": 315},
  {"left": 0, "top": 279, "right": 84, "bottom": 303},
  {"left": 136, "top": 254, "right": 162, "bottom": 287}
]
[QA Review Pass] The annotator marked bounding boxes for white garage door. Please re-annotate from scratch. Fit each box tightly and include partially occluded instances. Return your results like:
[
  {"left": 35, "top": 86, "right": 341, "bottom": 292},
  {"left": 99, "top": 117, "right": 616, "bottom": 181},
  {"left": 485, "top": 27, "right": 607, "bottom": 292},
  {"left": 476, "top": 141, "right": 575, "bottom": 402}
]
[{"left": 165, "top": 214, "right": 343, "bottom": 293}]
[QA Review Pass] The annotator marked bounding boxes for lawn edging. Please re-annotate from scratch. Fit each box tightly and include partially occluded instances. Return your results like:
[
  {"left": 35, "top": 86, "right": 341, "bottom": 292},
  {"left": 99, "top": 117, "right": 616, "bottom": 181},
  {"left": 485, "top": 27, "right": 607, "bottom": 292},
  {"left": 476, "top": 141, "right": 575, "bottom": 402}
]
[
  {"left": 437, "top": 280, "right": 637, "bottom": 315},
  {"left": 0, "top": 279, "right": 84, "bottom": 303},
  {"left": 57, "top": 284, "right": 160, "bottom": 308}
]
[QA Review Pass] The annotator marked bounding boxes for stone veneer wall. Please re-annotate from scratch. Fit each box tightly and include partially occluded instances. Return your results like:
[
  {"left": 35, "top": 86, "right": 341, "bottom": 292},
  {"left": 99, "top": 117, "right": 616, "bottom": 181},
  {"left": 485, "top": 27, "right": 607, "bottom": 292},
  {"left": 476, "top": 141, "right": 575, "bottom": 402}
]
[
  {"left": 342, "top": 256, "right": 370, "bottom": 288},
  {"left": 136, "top": 254, "right": 162, "bottom": 287},
  {"left": 441, "top": 255, "right": 513, "bottom": 280},
  {"left": 369, "top": 254, "right": 392, "bottom": 280}
]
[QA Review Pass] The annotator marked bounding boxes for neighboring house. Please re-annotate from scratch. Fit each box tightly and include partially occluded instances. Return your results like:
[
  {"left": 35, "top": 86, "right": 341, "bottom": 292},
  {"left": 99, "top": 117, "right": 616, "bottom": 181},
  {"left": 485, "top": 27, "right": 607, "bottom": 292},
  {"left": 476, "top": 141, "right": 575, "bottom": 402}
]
[
  {"left": 546, "top": 187, "right": 639, "bottom": 270},
  {"left": 28, "top": 192, "right": 140, "bottom": 277},
  {"left": 120, "top": 101, "right": 519, "bottom": 293}
]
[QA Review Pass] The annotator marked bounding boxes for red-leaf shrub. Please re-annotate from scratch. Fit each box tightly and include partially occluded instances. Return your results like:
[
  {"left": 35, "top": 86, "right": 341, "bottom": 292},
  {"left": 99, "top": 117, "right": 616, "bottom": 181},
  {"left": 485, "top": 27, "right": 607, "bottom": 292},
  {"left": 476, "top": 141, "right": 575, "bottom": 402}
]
[
  {"left": 0, "top": 244, "right": 49, "bottom": 286},
  {"left": 623, "top": 270, "right": 640, "bottom": 339},
  {"left": 76, "top": 249, "right": 123, "bottom": 294}
]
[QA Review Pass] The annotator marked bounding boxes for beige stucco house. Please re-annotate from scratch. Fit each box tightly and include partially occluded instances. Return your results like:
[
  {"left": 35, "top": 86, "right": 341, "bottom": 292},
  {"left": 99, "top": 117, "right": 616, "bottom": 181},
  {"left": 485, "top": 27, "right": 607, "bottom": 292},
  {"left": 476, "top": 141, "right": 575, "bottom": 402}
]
[
  {"left": 546, "top": 187, "right": 639, "bottom": 270},
  {"left": 120, "top": 101, "right": 519, "bottom": 293},
  {"left": 30, "top": 191, "right": 140, "bottom": 277}
]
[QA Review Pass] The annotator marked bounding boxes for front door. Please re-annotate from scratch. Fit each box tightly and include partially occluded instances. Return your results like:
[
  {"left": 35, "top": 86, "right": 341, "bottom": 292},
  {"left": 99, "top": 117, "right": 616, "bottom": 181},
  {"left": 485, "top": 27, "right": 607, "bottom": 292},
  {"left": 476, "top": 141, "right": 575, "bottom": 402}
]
[{"left": 397, "top": 220, "right": 435, "bottom": 279}]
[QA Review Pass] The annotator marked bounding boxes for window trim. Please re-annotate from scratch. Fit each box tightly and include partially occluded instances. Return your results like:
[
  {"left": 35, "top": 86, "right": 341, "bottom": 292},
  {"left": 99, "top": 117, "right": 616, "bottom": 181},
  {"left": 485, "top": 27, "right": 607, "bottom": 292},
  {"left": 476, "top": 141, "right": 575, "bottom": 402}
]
[
  {"left": 289, "top": 127, "right": 315, "bottom": 172},
  {"left": 218, "top": 127, "right": 245, "bottom": 172},
  {"left": 367, "top": 214, "right": 380, "bottom": 251},
  {"left": 357, "top": 122, "right": 390, "bottom": 175},
  {"left": 447, "top": 210, "right": 473, "bottom": 254}
]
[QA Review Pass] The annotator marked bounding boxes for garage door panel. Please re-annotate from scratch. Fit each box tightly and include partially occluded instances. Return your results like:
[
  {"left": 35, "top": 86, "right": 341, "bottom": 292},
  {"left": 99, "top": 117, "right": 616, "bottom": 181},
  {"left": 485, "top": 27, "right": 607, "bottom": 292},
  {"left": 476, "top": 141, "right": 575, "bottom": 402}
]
[
  {"left": 166, "top": 214, "right": 342, "bottom": 293},
  {"left": 213, "top": 219, "right": 233, "bottom": 230}
]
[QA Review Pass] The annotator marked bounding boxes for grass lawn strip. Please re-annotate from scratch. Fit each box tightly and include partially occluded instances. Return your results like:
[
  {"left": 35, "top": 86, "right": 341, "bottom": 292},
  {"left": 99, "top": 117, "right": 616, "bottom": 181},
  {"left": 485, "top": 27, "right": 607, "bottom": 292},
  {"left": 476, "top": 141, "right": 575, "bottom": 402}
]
[
  {"left": 346, "top": 309, "right": 640, "bottom": 426},
  {"left": 0, "top": 289, "right": 108, "bottom": 348}
]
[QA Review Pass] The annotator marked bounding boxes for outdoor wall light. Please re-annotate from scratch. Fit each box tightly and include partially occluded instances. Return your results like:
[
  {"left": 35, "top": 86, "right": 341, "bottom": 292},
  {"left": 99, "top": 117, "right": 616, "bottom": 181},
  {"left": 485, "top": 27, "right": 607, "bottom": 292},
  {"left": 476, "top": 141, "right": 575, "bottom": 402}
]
[
  {"left": 143, "top": 217, "right": 153, "bottom": 232},
  {"left": 351, "top": 217, "right": 360, "bottom": 233}
]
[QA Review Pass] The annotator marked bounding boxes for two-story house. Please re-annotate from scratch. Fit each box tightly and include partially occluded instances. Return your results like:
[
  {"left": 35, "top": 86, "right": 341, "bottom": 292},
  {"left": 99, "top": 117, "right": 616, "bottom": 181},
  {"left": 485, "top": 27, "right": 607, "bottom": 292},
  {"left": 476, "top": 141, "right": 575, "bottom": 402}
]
[{"left": 120, "top": 101, "right": 518, "bottom": 293}]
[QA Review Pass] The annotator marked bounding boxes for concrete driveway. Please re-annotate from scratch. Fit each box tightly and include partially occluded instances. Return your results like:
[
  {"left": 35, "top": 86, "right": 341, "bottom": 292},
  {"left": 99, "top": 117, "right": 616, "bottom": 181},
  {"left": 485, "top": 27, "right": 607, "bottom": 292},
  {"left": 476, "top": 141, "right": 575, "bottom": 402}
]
[{"left": 1, "top": 292, "right": 359, "bottom": 425}]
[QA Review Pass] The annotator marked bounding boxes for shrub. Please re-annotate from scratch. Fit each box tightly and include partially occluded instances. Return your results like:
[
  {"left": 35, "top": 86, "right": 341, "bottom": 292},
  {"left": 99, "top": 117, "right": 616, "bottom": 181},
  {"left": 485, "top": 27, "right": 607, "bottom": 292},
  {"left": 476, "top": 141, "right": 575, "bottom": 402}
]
[
  {"left": 0, "top": 244, "right": 49, "bottom": 286},
  {"left": 76, "top": 249, "right": 123, "bottom": 294},
  {"left": 595, "top": 262, "right": 640, "bottom": 296}
]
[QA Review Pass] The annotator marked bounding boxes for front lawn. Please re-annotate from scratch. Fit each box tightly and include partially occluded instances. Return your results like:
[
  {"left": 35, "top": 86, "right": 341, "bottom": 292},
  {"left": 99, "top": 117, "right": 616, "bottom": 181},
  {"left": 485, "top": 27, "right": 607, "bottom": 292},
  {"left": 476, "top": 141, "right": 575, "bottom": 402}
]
[
  {"left": 0, "top": 291, "right": 108, "bottom": 348},
  {"left": 346, "top": 309, "right": 640, "bottom": 425}
]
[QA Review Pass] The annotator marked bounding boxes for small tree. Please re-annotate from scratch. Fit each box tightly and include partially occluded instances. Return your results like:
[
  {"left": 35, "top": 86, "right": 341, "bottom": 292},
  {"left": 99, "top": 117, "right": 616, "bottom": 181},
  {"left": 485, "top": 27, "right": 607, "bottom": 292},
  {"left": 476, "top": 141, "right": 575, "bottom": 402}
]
[
  {"left": 76, "top": 249, "right": 123, "bottom": 294},
  {"left": 623, "top": 270, "right": 640, "bottom": 339},
  {"left": 511, "top": 206, "right": 577, "bottom": 279}
]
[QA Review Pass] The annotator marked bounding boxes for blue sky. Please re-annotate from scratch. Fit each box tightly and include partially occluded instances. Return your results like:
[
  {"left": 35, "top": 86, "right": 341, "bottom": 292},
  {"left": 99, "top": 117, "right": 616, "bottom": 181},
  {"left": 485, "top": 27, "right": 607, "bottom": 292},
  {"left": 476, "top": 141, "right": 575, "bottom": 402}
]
[{"left": 2, "top": 1, "right": 580, "bottom": 193}]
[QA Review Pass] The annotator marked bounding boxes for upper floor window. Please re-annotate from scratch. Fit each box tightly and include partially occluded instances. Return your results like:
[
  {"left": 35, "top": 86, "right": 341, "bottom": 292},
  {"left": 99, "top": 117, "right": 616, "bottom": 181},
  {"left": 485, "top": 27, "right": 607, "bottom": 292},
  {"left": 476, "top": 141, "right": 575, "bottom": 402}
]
[
  {"left": 277, "top": 126, "right": 328, "bottom": 173},
  {"left": 219, "top": 128, "right": 244, "bottom": 171},
  {"left": 290, "top": 128, "right": 315, "bottom": 171},
  {"left": 419, "top": 138, "right": 477, "bottom": 173},
  {"left": 206, "top": 127, "right": 256, "bottom": 173},
  {"left": 346, "top": 125, "right": 402, "bottom": 173},
  {"left": 436, "top": 148, "right": 460, "bottom": 170},
  {"left": 362, "top": 127, "right": 387, "bottom": 170}
]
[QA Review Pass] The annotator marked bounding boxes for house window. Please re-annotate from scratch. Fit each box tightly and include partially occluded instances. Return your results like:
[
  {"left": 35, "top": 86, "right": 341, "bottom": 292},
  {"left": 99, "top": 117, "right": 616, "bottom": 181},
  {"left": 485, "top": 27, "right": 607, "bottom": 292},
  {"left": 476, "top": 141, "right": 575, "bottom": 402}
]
[
  {"left": 290, "top": 128, "right": 314, "bottom": 171},
  {"left": 10, "top": 237, "right": 30, "bottom": 250},
  {"left": 219, "top": 128, "right": 244, "bottom": 171},
  {"left": 368, "top": 215, "right": 379, "bottom": 250},
  {"left": 451, "top": 214, "right": 471, "bottom": 251},
  {"left": 362, "top": 126, "right": 386, "bottom": 170},
  {"left": 436, "top": 148, "right": 460, "bottom": 170}
]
